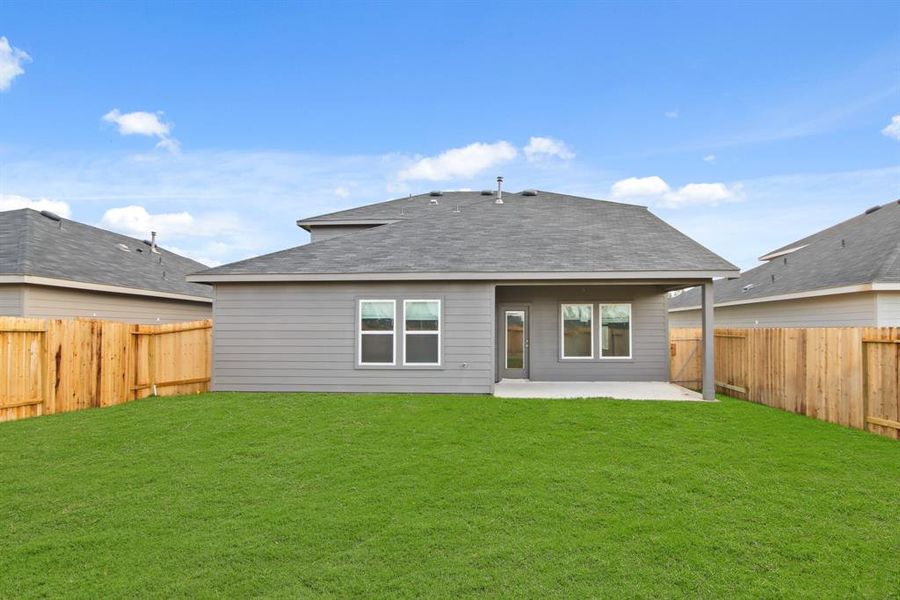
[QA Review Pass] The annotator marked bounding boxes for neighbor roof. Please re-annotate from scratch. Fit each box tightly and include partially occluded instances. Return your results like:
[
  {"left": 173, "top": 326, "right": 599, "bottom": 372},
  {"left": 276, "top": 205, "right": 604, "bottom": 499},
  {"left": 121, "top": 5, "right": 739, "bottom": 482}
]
[
  {"left": 192, "top": 191, "right": 738, "bottom": 281},
  {"left": 669, "top": 199, "right": 900, "bottom": 310},
  {"left": 0, "top": 208, "right": 213, "bottom": 300}
]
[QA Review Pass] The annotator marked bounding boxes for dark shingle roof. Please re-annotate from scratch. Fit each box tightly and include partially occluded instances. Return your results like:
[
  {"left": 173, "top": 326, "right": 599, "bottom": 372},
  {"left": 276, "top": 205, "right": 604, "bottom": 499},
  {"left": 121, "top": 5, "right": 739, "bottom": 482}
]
[
  {"left": 0, "top": 209, "right": 213, "bottom": 299},
  {"left": 668, "top": 199, "right": 900, "bottom": 310},
  {"left": 297, "top": 191, "right": 490, "bottom": 226},
  {"left": 197, "top": 191, "right": 737, "bottom": 277}
]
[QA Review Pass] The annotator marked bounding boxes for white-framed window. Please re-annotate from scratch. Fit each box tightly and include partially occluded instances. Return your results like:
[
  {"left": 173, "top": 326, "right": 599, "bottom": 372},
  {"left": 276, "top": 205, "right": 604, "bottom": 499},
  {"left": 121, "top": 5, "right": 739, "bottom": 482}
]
[
  {"left": 403, "top": 299, "right": 441, "bottom": 366},
  {"left": 600, "top": 303, "right": 632, "bottom": 359},
  {"left": 560, "top": 303, "right": 593, "bottom": 359},
  {"left": 359, "top": 299, "right": 396, "bottom": 365}
]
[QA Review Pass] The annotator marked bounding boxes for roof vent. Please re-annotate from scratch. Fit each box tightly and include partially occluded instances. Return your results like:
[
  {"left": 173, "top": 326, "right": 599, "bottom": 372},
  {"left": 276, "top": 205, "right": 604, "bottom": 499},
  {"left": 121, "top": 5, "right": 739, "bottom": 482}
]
[
  {"left": 742, "top": 283, "right": 755, "bottom": 293},
  {"left": 429, "top": 197, "right": 439, "bottom": 205},
  {"left": 116, "top": 243, "right": 130, "bottom": 252},
  {"left": 480, "top": 190, "right": 493, "bottom": 196},
  {"left": 495, "top": 176, "right": 504, "bottom": 205},
  {"left": 429, "top": 190, "right": 443, "bottom": 197},
  {"left": 522, "top": 189, "right": 538, "bottom": 196},
  {"left": 39, "top": 210, "right": 61, "bottom": 221},
  {"left": 864, "top": 205, "right": 882, "bottom": 214}
]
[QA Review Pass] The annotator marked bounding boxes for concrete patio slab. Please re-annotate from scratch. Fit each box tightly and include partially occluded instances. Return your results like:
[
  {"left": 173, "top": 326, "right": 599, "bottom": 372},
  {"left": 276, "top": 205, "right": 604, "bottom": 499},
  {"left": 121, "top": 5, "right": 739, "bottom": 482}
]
[{"left": 493, "top": 380, "right": 708, "bottom": 401}]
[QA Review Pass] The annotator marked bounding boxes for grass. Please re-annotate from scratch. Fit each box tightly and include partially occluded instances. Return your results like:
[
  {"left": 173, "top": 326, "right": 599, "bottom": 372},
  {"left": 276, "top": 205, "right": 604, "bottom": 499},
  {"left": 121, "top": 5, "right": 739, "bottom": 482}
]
[{"left": 1, "top": 393, "right": 898, "bottom": 599}]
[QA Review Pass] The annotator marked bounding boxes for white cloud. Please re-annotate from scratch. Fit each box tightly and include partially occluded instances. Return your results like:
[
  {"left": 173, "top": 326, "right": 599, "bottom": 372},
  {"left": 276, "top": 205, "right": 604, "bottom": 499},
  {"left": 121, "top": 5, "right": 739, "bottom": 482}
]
[
  {"left": 610, "top": 175, "right": 743, "bottom": 208},
  {"left": 102, "top": 109, "right": 180, "bottom": 153},
  {"left": 703, "top": 154, "right": 716, "bottom": 163},
  {"left": 99, "top": 205, "right": 241, "bottom": 240},
  {"left": 398, "top": 141, "right": 517, "bottom": 181},
  {"left": 610, "top": 176, "right": 671, "bottom": 198},
  {"left": 0, "top": 36, "right": 30, "bottom": 91},
  {"left": 0, "top": 193, "right": 71, "bottom": 217},
  {"left": 881, "top": 115, "right": 900, "bottom": 140},
  {"left": 334, "top": 185, "right": 350, "bottom": 198},
  {"left": 663, "top": 182, "right": 744, "bottom": 208},
  {"left": 664, "top": 110, "right": 679, "bottom": 119},
  {"left": 523, "top": 136, "right": 575, "bottom": 162}
]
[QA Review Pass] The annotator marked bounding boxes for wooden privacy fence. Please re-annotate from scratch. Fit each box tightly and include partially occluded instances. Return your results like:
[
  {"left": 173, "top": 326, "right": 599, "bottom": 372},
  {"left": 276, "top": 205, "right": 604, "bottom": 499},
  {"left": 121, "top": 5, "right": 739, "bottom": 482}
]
[
  {"left": 670, "top": 327, "right": 900, "bottom": 440},
  {"left": 0, "top": 317, "right": 212, "bottom": 423}
]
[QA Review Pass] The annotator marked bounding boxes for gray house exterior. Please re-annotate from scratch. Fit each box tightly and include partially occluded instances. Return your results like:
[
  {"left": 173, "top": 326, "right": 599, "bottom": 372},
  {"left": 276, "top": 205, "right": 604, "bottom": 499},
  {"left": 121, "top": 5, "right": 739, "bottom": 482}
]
[
  {"left": 191, "top": 191, "right": 738, "bottom": 399},
  {"left": 0, "top": 208, "right": 213, "bottom": 323},
  {"left": 669, "top": 200, "right": 900, "bottom": 328}
]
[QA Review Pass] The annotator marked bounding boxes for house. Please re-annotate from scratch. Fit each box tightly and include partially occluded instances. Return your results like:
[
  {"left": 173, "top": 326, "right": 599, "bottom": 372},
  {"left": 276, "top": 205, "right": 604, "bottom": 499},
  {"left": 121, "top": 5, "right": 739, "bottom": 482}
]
[
  {"left": 668, "top": 200, "right": 900, "bottom": 328},
  {"left": 0, "top": 208, "right": 212, "bottom": 323},
  {"left": 189, "top": 190, "right": 738, "bottom": 399}
]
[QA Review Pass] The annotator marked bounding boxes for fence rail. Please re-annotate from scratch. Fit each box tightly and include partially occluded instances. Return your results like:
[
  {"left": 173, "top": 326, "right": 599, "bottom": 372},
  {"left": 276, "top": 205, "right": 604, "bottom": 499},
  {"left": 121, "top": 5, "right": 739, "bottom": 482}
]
[
  {"left": 670, "top": 327, "right": 900, "bottom": 440},
  {"left": 0, "top": 317, "right": 211, "bottom": 424}
]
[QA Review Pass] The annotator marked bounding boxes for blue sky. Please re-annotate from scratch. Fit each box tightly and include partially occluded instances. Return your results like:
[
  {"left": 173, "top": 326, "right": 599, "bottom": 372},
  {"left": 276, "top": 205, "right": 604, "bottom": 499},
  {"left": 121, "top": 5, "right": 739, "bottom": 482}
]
[{"left": 1, "top": 1, "right": 898, "bottom": 267}]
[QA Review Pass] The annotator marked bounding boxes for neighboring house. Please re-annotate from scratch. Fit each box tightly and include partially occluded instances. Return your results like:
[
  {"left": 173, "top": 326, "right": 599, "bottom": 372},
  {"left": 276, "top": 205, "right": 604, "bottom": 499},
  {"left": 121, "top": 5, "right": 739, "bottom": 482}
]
[
  {"left": 0, "top": 208, "right": 213, "bottom": 323},
  {"left": 668, "top": 199, "right": 900, "bottom": 328},
  {"left": 189, "top": 190, "right": 738, "bottom": 399}
]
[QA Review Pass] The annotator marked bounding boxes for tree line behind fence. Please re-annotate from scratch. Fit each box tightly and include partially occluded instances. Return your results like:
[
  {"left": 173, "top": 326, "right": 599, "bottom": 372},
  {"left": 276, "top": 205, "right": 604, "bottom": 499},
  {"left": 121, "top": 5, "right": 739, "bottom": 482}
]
[
  {"left": 670, "top": 327, "right": 900, "bottom": 440},
  {"left": 0, "top": 317, "right": 211, "bottom": 423}
]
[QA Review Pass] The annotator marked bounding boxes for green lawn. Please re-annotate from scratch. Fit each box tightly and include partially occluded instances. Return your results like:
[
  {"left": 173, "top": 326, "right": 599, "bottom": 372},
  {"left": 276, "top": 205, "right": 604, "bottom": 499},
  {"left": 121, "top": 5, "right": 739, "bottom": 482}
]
[{"left": 1, "top": 393, "right": 898, "bottom": 598}]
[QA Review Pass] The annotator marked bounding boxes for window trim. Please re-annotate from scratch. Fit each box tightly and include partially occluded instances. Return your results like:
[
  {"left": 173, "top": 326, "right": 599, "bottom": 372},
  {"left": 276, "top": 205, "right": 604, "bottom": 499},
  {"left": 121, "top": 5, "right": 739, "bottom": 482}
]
[
  {"left": 560, "top": 302, "right": 594, "bottom": 360},
  {"left": 402, "top": 299, "right": 442, "bottom": 366},
  {"left": 599, "top": 302, "right": 633, "bottom": 360},
  {"left": 358, "top": 299, "right": 396, "bottom": 366}
]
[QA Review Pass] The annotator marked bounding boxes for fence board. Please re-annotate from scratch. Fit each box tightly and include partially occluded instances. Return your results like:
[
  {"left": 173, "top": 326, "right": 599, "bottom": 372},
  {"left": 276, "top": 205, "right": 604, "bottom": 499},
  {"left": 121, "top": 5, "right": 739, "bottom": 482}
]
[
  {"left": 670, "top": 327, "right": 900, "bottom": 439},
  {"left": 0, "top": 317, "right": 211, "bottom": 423}
]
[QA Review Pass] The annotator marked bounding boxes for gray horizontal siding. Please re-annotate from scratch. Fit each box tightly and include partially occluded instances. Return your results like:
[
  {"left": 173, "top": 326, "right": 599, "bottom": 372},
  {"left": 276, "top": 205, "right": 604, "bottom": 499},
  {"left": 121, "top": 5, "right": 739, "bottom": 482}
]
[
  {"left": 212, "top": 282, "right": 495, "bottom": 393},
  {"left": 668, "top": 292, "right": 878, "bottom": 328},
  {"left": 876, "top": 291, "right": 900, "bottom": 326},
  {"left": 22, "top": 285, "right": 212, "bottom": 323},
  {"left": 496, "top": 285, "right": 669, "bottom": 382},
  {"left": 0, "top": 284, "right": 24, "bottom": 316}
]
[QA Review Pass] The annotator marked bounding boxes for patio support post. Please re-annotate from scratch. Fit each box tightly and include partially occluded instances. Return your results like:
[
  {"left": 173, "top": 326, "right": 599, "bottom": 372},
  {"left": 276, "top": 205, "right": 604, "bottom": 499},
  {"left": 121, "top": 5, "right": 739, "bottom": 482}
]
[{"left": 701, "top": 281, "right": 715, "bottom": 400}]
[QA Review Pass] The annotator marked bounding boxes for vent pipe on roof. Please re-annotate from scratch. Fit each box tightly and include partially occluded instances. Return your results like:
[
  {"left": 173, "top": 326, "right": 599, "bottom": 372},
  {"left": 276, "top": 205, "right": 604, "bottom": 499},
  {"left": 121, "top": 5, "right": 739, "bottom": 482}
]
[
  {"left": 495, "top": 176, "right": 504, "bottom": 205},
  {"left": 150, "top": 231, "right": 158, "bottom": 254}
]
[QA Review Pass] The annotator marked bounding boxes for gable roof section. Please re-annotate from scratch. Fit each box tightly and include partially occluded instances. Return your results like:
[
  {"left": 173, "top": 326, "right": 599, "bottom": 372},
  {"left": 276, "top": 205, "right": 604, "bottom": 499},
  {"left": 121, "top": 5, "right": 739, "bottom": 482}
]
[
  {"left": 0, "top": 209, "right": 213, "bottom": 300},
  {"left": 193, "top": 191, "right": 738, "bottom": 281},
  {"left": 668, "top": 199, "right": 900, "bottom": 310}
]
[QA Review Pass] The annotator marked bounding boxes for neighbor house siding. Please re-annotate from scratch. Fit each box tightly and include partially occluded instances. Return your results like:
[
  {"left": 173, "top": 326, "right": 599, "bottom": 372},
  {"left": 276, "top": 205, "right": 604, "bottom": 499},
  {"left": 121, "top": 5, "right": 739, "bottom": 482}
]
[
  {"left": 668, "top": 291, "right": 878, "bottom": 328},
  {"left": 875, "top": 291, "right": 900, "bottom": 326},
  {"left": 22, "top": 285, "right": 212, "bottom": 323},
  {"left": 212, "top": 281, "right": 495, "bottom": 393},
  {"left": 0, "top": 284, "right": 25, "bottom": 316},
  {"left": 496, "top": 285, "right": 669, "bottom": 382},
  {"left": 308, "top": 225, "right": 380, "bottom": 242}
]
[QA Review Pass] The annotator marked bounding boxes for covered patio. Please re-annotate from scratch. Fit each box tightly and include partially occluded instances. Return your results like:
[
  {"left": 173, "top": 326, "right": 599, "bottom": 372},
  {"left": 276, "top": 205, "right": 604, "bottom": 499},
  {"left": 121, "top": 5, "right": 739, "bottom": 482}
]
[
  {"left": 493, "top": 380, "right": 706, "bottom": 401},
  {"left": 494, "top": 281, "right": 717, "bottom": 400}
]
